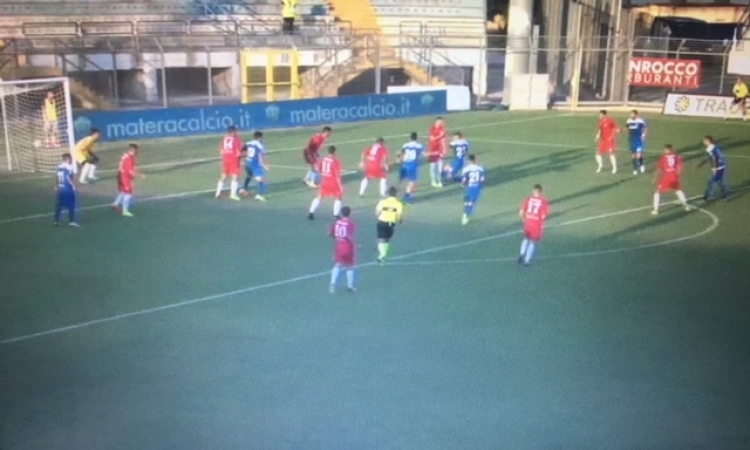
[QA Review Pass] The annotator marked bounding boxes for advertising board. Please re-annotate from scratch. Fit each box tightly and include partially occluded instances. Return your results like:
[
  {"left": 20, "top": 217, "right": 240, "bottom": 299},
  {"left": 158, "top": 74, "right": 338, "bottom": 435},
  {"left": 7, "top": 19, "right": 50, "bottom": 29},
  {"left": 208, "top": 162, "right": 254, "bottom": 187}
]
[
  {"left": 73, "top": 91, "right": 448, "bottom": 142},
  {"left": 662, "top": 93, "right": 744, "bottom": 119},
  {"left": 628, "top": 58, "right": 702, "bottom": 89}
]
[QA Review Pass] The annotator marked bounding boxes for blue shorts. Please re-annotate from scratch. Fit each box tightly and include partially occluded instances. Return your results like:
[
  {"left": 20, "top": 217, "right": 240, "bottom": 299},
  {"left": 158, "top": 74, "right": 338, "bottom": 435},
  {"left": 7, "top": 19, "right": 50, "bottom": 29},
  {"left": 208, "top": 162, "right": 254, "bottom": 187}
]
[
  {"left": 401, "top": 165, "right": 419, "bottom": 182},
  {"left": 711, "top": 167, "right": 725, "bottom": 182},
  {"left": 629, "top": 142, "right": 643, "bottom": 154},
  {"left": 464, "top": 186, "right": 482, "bottom": 204},
  {"left": 251, "top": 165, "right": 265, "bottom": 178},
  {"left": 57, "top": 190, "right": 76, "bottom": 209},
  {"left": 452, "top": 159, "right": 464, "bottom": 175}
]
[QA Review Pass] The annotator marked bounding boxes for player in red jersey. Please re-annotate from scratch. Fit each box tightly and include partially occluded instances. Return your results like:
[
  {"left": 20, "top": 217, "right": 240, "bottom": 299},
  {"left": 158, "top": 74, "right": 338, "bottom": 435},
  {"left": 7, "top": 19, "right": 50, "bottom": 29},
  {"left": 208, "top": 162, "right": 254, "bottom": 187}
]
[
  {"left": 358, "top": 137, "right": 390, "bottom": 197},
  {"left": 112, "top": 143, "right": 143, "bottom": 217},
  {"left": 329, "top": 206, "right": 357, "bottom": 293},
  {"left": 215, "top": 125, "right": 244, "bottom": 200},
  {"left": 303, "top": 126, "right": 332, "bottom": 187},
  {"left": 518, "top": 184, "right": 550, "bottom": 266},
  {"left": 308, "top": 145, "right": 343, "bottom": 220},
  {"left": 596, "top": 110, "right": 620, "bottom": 174},
  {"left": 428, "top": 116, "right": 447, "bottom": 187},
  {"left": 652, "top": 144, "right": 691, "bottom": 215}
]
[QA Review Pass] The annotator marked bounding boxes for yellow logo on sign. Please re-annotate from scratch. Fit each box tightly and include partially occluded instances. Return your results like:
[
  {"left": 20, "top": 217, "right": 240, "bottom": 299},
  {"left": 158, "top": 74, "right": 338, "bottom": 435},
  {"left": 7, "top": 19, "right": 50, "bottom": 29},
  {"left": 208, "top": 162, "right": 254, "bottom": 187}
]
[{"left": 674, "top": 95, "right": 690, "bottom": 113}]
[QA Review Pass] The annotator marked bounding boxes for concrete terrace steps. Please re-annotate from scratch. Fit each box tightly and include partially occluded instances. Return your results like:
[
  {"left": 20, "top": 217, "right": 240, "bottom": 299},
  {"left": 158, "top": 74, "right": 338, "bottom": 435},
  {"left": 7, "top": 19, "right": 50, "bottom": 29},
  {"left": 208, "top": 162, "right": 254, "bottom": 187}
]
[{"left": 0, "top": 66, "right": 114, "bottom": 109}]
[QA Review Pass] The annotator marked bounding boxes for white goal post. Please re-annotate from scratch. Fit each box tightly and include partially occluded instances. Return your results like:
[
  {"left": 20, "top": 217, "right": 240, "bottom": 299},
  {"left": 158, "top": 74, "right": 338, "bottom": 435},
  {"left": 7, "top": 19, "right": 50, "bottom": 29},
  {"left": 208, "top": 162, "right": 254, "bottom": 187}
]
[{"left": 0, "top": 77, "right": 75, "bottom": 172}]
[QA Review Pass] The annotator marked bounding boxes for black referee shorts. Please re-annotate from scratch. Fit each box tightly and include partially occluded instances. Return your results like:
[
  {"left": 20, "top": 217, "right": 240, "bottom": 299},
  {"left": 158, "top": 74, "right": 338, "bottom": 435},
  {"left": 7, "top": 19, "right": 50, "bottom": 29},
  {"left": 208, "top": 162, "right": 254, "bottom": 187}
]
[
  {"left": 732, "top": 96, "right": 747, "bottom": 106},
  {"left": 376, "top": 221, "right": 395, "bottom": 240},
  {"left": 85, "top": 154, "right": 100, "bottom": 164}
]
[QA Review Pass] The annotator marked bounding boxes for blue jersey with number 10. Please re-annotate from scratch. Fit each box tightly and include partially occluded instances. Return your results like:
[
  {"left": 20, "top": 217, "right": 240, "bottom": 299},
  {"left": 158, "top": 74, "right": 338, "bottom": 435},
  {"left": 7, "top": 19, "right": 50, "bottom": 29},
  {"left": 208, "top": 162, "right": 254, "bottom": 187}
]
[{"left": 627, "top": 117, "right": 647, "bottom": 153}]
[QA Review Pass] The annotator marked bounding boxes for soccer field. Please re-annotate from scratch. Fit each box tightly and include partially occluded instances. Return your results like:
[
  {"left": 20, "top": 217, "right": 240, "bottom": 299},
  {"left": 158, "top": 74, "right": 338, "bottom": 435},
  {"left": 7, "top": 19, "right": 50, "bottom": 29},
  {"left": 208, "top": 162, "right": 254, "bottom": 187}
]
[{"left": 1, "top": 111, "right": 749, "bottom": 450}]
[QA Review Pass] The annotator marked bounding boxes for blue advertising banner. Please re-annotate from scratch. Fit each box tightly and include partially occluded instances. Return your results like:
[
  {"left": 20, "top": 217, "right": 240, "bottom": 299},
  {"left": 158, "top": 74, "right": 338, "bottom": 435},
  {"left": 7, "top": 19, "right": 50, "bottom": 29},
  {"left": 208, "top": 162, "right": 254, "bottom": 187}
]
[{"left": 73, "top": 91, "right": 448, "bottom": 142}]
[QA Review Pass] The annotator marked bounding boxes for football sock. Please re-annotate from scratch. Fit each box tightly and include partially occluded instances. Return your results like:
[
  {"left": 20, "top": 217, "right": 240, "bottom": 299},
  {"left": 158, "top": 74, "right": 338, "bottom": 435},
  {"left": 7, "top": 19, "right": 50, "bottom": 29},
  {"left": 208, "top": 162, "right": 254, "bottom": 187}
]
[
  {"left": 653, "top": 193, "right": 660, "bottom": 211},
  {"left": 243, "top": 176, "right": 252, "bottom": 190},
  {"left": 524, "top": 241, "right": 536, "bottom": 264},
  {"left": 403, "top": 192, "right": 412, "bottom": 202},
  {"left": 379, "top": 179, "right": 387, "bottom": 197},
  {"left": 114, "top": 193, "right": 124, "bottom": 206},
  {"left": 257, "top": 181, "right": 267, "bottom": 195},
  {"left": 333, "top": 200, "right": 342, "bottom": 217},
  {"left": 309, "top": 197, "right": 321, "bottom": 213},
  {"left": 215, "top": 180, "right": 224, "bottom": 197},
  {"left": 595, "top": 155, "right": 603, "bottom": 169},
  {"left": 676, "top": 190, "right": 688, "bottom": 205},
  {"left": 68, "top": 205, "right": 76, "bottom": 223},
  {"left": 54, "top": 202, "right": 62, "bottom": 223},
  {"left": 359, "top": 178, "right": 368, "bottom": 196},
  {"left": 79, "top": 163, "right": 90, "bottom": 182},
  {"left": 123, "top": 194, "right": 132, "bottom": 212},
  {"left": 230, "top": 181, "right": 239, "bottom": 197},
  {"left": 430, "top": 162, "right": 438, "bottom": 183},
  {"left": 609, "top": 155, "right": 617, "bottom": 172},
  {"left": 90, "top": 165, "right": 97, "bottom": 178},
  {"left": 313, "top": 171, "right": 321, "bottom": 185},
  {"left": 520, "top": 238, "right": 529, "bottom": 256},
  {"left": 463, "top": 203, "right": 473, "bottom": 216},
  {"left": 377, "top": 242, "right": 389, "bottom": 259},
  {"left": 632, "top": 158, "right": 639, "bottom": 171},
  {"left": 638, "top": 156, "right": 644, "bottom": 168},
  {"left": 330, "top": 264, "right": 341, "bottom": 286},
  {"left": 436, "top": 160, "right": 443, "bottom": 180},
  {"left": 346, "top": 270, "right": 355, "bottom": 289}
]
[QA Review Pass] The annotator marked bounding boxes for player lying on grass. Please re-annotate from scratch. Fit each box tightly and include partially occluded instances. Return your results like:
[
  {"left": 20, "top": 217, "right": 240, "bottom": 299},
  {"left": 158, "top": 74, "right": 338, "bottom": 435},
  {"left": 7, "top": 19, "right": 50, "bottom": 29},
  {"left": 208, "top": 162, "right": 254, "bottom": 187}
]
[
  {"left": 398, "top": 132, "right": 425, "bottom": 204},
  {"left": 444, "top": 132, "right": 469, "bottom": 183},
  {"left": 375, "top": 186, "right": 404, "bottom": 264},
  {"left": 54, "top": 153, "right": 79, "bottom": 227},
  {"left": 359, "top": 137, "right": 390, "bottom": 197},
  {"left": 461, "top": 154, "right": 485, "bottom": 226},
  {"left": 303, "top": 126, "right": 331, "bottom": 188},
  {"left": 652, "top": 144, "right": 691, "bottom": 215},
  {"left": 215, "top": 125, "right": 243, "bottom": 201},
  {"left": 240, "top": 131, "right": 269, "bottom": 202},
  {"left": 626, "top": 110, "right": 647, "bottom": 175},
  {"left": 329, "top": 206, "right": 357, "bottom": 293},
  {"left": 308, "top": 145, "right": 343, "bottom": 220},
  {"left": 113, "top": 143, "right": 145, "bottom": 217},
  {"left": 75, "top": 128, "right": 101, "bottom": 183},
  {"left": 518, "top": 184, "right": 550, "bottom": 266},
  {"left": 697, "top": 136, "right": 731, "bottom": 202},
  {"left": 596, "top": 110, "right": 619, "bottom": 174}
]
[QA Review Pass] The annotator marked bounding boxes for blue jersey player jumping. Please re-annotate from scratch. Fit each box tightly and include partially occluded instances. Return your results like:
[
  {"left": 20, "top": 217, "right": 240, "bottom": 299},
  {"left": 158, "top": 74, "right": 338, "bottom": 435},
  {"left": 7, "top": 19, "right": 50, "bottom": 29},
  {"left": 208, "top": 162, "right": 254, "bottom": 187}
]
[
  {"left": 698, "top": 135, "right": 731, "bottom": 201},
  {"left": 445, "top": 132, "right": 470, "bottom": 182},
  {"left": 399, "top": 132, "right": 424, "bottom": 203},
  {"left": 241, "top": 131, "right": 269, "bottom": 202},
  {"left": 54, "top": 153, "right": 79, "bottom": 227},
  {"left": 626, "top": 110, "right": 647, "bottom": 175},
  {"left": 461, "top": 154, "right": 485, "bottom": 225}
]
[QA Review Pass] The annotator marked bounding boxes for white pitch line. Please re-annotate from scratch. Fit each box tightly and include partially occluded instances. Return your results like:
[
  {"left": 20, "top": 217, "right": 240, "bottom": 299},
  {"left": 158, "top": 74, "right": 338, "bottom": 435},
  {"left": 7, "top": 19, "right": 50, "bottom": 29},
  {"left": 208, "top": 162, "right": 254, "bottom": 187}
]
[
  {"left": 0, "top": 194, "right": 712, "bottom": 346},
  {"left": 385, "top": 205, "right": 720, "bottom": 266},
  {"left": 0, "top": 114, "right": 571, "bottom": 184}
]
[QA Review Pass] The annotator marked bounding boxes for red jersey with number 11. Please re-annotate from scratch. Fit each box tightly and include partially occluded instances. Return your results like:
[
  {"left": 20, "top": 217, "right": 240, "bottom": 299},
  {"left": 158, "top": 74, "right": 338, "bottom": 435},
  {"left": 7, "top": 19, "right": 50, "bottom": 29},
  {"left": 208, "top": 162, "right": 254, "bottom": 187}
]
[{"left": 318, "top": 155, "right": 342, "bottom": 187}]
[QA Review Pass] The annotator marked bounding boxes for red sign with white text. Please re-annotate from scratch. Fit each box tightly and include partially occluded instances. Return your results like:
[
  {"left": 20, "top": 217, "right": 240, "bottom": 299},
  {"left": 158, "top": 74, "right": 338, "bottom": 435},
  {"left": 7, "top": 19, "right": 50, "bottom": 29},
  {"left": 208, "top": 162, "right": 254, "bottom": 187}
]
[{"left": 628, "top": 57, "right": 701, "bottom": 89}]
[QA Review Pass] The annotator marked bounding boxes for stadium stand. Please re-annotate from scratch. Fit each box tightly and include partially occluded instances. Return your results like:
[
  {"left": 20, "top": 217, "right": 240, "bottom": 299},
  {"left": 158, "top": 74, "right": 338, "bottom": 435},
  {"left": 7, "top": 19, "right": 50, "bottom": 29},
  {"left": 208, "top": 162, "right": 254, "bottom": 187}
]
[{"left": 728, "top": 4, "right": 750, "bottom": 75}]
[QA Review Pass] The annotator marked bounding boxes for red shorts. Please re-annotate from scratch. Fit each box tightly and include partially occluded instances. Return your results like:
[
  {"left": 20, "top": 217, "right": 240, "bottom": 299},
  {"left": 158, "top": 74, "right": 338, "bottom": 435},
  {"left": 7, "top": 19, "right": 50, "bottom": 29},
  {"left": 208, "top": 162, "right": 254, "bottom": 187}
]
[
  {"left": 428, "top": 144, "right": 444, "bottom": 163},
  {"left": 598, "top": 139, "right": 616, "bottom": 154},
  {"left": 320, "top": 183, "right": 343, "bottom": 199},
  {"left": 222, "top": 156, "right": 240, "bottom": 176},
  {"left": 365, "top": 165, "right": 387, "bottom": 179},
  {"left": 117, "top": 174, "right": 134, "bottom": 194},
  {"left": 303, "top": 149, "right": 318, "bottom": 166},
  {"left": 524, "top": 225, "right": 544, "bottom": 241},
  {"left": 334, "top": 242, "right": 355, "bottom": 266},
  {"left": 658, "top": 176, "right": 681, "bottom": 193}
]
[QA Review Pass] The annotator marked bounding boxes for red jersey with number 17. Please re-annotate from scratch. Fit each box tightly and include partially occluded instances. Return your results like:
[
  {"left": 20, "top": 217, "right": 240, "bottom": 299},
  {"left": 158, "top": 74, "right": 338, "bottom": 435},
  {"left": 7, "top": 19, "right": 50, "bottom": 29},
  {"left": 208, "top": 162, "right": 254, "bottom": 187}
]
[{"left": 522, "top": 194, "right": 550, "bottom": 241}]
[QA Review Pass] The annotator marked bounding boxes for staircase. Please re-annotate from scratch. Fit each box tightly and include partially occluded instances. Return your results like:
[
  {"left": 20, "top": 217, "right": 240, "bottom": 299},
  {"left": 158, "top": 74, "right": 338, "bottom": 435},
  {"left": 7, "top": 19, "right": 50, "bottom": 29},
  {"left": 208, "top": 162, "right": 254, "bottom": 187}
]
[
  {"left": 0, "top": 65, "right": 114, "bottom": 109},
  {"left": 300, "top": 0, "right": 445, "bottom": 98}
]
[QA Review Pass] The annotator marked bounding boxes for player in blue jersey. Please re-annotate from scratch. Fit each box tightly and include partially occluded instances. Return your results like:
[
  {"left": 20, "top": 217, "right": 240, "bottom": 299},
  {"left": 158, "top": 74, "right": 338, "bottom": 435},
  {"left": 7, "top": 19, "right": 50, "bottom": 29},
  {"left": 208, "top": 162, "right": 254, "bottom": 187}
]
[
  {"left": 240, "top": 131, "right": 269, "bottom": 202},
  {"left": 54, "top": 153, "right": 79, "bottom": 227},
  {"left": 444, "top": 132, "right": 470, "bottom": 183},
  {"left": 461, "top": 154, "right": 485, "bottom": 225},
  {"left": 398, "top": 132, "right": 424, "bottom": 203},
  {"left": 698, "top": 135, "right": 731, "bottom": 201},
  {"left": 626, "top": 110, "right": 647, "bottom": 175}
]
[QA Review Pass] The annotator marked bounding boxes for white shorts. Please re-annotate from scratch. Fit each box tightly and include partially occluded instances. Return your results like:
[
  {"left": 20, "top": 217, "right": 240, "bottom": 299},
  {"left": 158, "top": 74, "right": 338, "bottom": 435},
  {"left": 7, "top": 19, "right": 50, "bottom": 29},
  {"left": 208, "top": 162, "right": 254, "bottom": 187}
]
[{"left": 43, "top": 120, "right": 58, "bottom": 134}]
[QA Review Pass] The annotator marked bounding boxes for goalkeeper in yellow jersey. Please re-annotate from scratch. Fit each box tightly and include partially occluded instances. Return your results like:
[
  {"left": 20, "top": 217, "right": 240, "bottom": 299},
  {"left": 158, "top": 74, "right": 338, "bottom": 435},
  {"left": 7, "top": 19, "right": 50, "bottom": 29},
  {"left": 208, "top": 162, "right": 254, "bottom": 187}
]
[
  {"left": 75, "top": 128, "right": 101, "bottom": 184},
  {"left": 728, "top": 77, "right": 748, "bottom": 121}
]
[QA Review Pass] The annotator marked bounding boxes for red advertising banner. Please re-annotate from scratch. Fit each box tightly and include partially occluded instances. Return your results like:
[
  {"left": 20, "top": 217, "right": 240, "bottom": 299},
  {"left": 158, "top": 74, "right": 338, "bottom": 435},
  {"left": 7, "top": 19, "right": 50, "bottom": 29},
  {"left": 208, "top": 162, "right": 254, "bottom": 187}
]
[{"left": 628, "top": 57, "right": 701, "bottom": 89}]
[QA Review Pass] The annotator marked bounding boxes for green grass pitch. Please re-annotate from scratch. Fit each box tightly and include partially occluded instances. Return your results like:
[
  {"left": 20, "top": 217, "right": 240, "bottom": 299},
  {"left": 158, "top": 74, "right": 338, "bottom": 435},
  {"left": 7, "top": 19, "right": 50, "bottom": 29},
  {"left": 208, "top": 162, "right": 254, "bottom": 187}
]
[{"left": 1, "top": 111, "right": 749, "bottom": 450}]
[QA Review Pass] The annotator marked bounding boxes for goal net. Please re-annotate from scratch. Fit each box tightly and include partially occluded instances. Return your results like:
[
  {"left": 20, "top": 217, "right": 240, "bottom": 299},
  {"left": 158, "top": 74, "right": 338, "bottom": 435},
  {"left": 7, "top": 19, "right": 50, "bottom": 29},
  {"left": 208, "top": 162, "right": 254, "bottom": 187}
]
[{"left": 0, "top": 77, "right": 75, "bottom": 172}]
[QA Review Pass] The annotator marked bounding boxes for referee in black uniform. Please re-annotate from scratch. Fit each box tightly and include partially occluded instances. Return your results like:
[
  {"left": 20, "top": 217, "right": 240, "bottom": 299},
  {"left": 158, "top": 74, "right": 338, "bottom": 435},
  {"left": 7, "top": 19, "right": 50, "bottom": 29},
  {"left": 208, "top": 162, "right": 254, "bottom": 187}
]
[{"left": 375, "top": 186, "right": 404, "bottom": 263}]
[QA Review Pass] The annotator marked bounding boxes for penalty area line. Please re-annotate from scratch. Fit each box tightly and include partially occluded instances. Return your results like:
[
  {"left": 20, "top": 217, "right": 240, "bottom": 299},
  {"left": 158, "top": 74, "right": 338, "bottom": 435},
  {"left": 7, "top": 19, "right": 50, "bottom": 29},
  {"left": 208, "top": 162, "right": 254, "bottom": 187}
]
[{"left": 0, "top": 193, "right": 707, "bottom": 346}]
